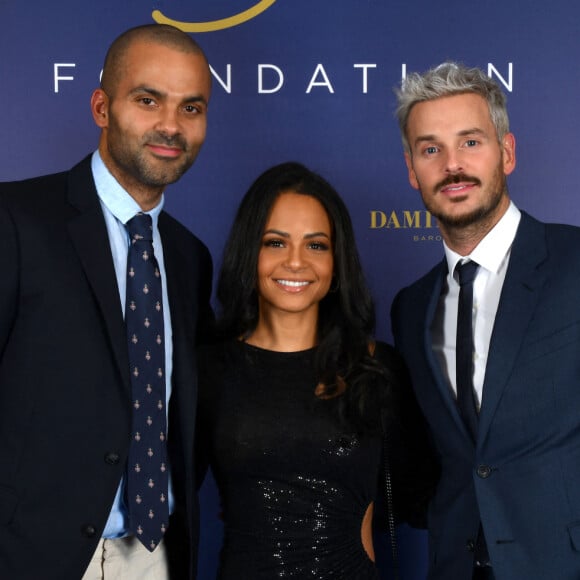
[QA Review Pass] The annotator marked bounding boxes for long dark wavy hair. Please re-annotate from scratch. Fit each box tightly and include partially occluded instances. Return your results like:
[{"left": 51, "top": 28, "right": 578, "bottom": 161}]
[{"left": 217, "top": 162, "right": 394, "bottom": 431}]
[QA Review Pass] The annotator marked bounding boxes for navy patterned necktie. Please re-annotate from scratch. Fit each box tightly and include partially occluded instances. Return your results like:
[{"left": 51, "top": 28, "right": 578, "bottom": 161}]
[
  {"left": 125, "top": 213, "right": 169, "bottom": 551},
  {"left": 455, "top": 259, "right": 480, "bottom": 441}
]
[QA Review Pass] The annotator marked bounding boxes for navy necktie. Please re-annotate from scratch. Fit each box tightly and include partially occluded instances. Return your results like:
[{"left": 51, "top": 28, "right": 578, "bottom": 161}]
[
  {"left": 455, "top": 260, "right": 491, "bottom": 567},
  {"left": 125, "top": 213, "right": 169, "bottom": 551},
  {"left": 455, "top": 260, "right": 480, "bottom": 440}
]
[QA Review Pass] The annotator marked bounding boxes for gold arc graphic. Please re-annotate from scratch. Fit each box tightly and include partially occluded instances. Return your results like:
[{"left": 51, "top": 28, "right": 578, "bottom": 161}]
[{"left": 152, "top": 0, "right": 278, "bottom": 33}]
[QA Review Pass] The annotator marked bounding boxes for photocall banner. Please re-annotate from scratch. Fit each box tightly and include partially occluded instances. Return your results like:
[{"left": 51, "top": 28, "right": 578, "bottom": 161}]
[{"left": 3, "top": 1, "right": 579, "bottom": 577}]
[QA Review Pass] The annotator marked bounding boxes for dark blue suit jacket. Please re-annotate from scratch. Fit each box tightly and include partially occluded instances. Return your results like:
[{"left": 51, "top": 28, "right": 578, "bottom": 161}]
[
  {"left": 0, "top": 157, "right": 213, "bottom": 579},
  {"left": 392, "top": 212, "right": 580, "bottom": 579}
]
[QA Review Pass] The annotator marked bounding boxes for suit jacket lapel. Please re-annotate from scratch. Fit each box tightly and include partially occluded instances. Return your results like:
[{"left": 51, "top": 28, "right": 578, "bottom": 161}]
[
  {"left": 65, "top": 157, "right": 130, "bottom": 395},
  {"left": 478, "top": 213, "right": 548, "bottom": 444}
]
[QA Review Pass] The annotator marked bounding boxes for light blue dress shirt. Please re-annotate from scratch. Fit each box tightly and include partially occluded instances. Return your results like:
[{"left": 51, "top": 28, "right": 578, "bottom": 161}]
[{"left": 91, "top": 151, "right": 175, "bottom": 538}]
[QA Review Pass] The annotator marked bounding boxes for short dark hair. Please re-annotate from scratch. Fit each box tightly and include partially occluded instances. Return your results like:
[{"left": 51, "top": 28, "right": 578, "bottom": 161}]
[{"left": 100, "top": 24, "right": 208, "bottom": 96}]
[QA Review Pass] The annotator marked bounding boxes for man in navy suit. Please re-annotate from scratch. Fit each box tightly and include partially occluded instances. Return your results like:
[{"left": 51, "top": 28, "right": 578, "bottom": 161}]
[
  {"left": 0, "top": 24, "right": 213, "bottom": 579},
  {"left": 391, "top": 62, "right": 580, "bottom": 579}
]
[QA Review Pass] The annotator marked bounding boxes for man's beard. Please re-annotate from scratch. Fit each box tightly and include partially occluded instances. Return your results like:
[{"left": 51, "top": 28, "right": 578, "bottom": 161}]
[
  {"left": 106, "top": 110, "right": 200, "bottom": 189},
  {"left": 111, "top": 130, "right": 195, "bottom": 188},
  {"left": 423, "top": 164, "right": 507, "bottom": 229}
]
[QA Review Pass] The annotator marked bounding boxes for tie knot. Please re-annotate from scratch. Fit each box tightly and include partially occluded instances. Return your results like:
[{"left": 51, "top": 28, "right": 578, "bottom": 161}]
[
  {"left": 126, "top": 213, "right": 153, "bottom": 243},
  {"left": 456, "top": 260, "right": 479, "bottom": 287}
]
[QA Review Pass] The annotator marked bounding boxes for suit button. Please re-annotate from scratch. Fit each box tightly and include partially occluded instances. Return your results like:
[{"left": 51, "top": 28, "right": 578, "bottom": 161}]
[
  {"left": 466, "top": 539, "right": 475, "bottom": 552},
  {"left": 477, "top": 465, "right": 492, "bottom": 478},
  {"left": 104, "top": 452, "right": 120, "bottom": 465},
  {"left": 82, "top": 524, "right": 97, "bottom": 538}
]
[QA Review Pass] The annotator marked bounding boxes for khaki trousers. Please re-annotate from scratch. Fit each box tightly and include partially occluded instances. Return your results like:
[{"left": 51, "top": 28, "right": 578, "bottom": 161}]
[{"left": 81, "top": 536, "right": 169, "bottom": 580}]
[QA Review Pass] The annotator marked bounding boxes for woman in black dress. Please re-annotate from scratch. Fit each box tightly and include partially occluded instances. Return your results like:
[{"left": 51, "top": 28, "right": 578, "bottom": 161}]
[{"left": 197, "top": 162, "right": 437, "bottom": 579}]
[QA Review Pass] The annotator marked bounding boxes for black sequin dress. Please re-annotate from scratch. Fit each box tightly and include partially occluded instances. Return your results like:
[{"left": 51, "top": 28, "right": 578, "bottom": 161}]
[{"left": 197, "top": 341, "right": 385, "bottom": 579}]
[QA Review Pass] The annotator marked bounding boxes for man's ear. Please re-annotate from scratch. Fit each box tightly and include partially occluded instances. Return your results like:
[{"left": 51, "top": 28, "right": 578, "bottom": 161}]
[
  {"left": 404, "top": 151, "right": 420, "bottom": 190},
  {"left": 91, "top": 89, "right": 109, "bottom": 129},
  {"left": 502, "top": 132, "right": 516, "bottom": 176}
]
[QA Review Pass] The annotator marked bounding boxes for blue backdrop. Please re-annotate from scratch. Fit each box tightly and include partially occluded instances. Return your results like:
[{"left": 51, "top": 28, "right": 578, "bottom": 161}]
[{"left": 3, "top": 1, "right": 580, "bottom": 577}]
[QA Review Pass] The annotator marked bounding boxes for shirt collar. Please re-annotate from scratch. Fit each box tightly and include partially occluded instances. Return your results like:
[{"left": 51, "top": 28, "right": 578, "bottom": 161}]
[
  {"left": 91, "top": 150, "right": 164, "bottom": 227},
  {"left": 443, "top": 201, "right": 521, "bottom": 277}
]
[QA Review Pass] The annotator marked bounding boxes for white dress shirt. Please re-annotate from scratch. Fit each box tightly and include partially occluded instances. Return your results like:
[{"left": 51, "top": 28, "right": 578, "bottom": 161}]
[
  {"left": 431, "top": 202, "right": 521, "bottom": 409},
  {"left": 90, "top": 151, "right": 175, "bottom": 538}
]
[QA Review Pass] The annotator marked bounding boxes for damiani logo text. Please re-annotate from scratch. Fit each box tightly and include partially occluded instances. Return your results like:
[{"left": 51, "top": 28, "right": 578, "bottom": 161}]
[{"left": 370, "top": 210, "right": 436, "bottom": 229}]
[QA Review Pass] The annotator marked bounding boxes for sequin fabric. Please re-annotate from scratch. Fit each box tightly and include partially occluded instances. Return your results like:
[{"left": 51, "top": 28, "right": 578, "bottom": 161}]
[{"left": 198, "top": 341, "right": 381, "bottom": 579}]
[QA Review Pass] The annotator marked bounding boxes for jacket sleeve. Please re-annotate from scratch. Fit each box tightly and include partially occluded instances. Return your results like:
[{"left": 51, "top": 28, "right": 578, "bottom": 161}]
[
  {"left": 0, "top": 198, "right": 19, "bottom": 359},
  {"left": 375, "top": 341, "right": 440, "bottom": 529}
]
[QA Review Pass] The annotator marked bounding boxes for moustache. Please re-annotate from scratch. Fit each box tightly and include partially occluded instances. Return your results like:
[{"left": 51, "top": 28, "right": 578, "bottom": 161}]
[
  {"left": 145, "top": 132, "right": 187, "bottom": 151},
  {"left": 435, "top": 174, "right": 481, "bottom": 191}
]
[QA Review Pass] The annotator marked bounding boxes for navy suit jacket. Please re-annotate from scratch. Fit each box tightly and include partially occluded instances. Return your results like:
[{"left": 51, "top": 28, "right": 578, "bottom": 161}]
[
  {"left": 392, "top": 212, "right": 580, "bottom": 579},
  {"left": 0, "top": 157, "right": 213, "bottom": 579}
]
